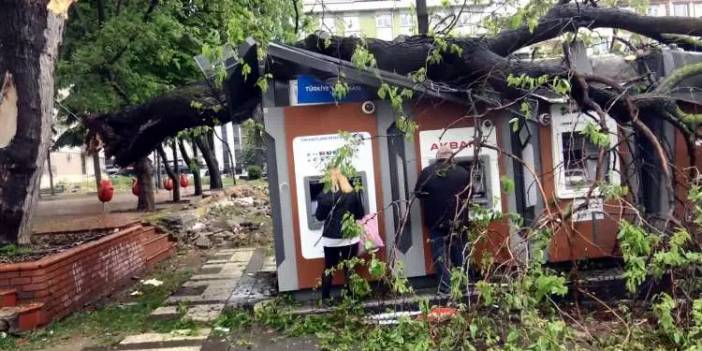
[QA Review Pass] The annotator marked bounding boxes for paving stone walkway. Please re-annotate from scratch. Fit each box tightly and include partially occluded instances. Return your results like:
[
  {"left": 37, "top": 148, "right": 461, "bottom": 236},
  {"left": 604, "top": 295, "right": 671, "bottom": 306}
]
[{"left": 83, "top": 247, "right": 273, "bottom": 351}]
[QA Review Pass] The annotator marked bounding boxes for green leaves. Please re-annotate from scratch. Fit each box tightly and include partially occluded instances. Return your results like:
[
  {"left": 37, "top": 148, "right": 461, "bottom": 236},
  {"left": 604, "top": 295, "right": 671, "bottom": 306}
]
[
  {"left": 654, "top": 293, "right": 685, "bottom": 346},
  {"left": 58, "top": 0, "right": 228, "bottom": 120},
  {"left": 618, "top": 220, "right": 655, "bottom": 293},
  {"left": 532, "top": 274, "right": 567, "bottom": 302},
  {"left": 351, "top": 41, "right": 377, "bottom": 70},
  {"left": 507, "top": 74, "right": 549, "bottom": 90},
  {"left": 501, "top": 176, "right": 515, "bottom": 193},
  {"left": 377, "top": 83, "right": 417, "bottom": 139},
  {"left": 581, "top": 122, "right": 610, "bottom": 148},
  {"left": 368, "top": 256, "right": 386, "bottom": 279},
  {"left": 331, "top": 79, "right": 350, "bottom": 101},
  {"left": 341, "top": 212, "right": 363, "bottom": 239}
]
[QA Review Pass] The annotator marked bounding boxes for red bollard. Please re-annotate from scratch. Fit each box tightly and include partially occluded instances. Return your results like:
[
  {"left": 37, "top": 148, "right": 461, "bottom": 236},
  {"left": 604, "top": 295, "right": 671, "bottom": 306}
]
[
  {"left": 179, "top": 174, "right": 189, "bottom": 188},
  {"left": 163, "top": 178, "right": 173, "bottom": 191},
  {"left": 98, "top": 179, "right": 114, "bottom": 203},
  {"left": 131, "top": 178, "right": 140, "bottom": 196}
]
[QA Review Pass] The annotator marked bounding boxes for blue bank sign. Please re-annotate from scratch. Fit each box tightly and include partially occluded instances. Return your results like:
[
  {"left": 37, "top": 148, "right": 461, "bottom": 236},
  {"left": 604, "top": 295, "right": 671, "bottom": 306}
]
[{"left": 295, "top": 75, "right": 371, "bottom": 105}]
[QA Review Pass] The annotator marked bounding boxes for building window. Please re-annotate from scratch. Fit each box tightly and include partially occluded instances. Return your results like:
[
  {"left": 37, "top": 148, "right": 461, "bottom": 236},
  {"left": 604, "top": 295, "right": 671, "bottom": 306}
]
[
  {"left": 343, "top": 16, "right": 360, "bottom": 37},
  {"left": 398, "top": 12, "right": 415, "bottom": 35},
  {"left": 321, "top": 16, "right": 336, "bottom": 34},
  {"left": 375, "top": 14, "right": 392, "bottom": 28},
  {"left": 647, "top": 4, "right": 665, "bottom": 16},
  {"left": 399, "top": 13, "right": 414, "bottom": 27},
  {"left": 695, "top": 3, "right": 702, "bottom": 16},
  {"left": 673, "top": 3, "right": 689, "bottom": 16},
  {"left": 429, "top": 10, "right": 448, "bottom": 29},
  {"left": 375, "top": 13, "right": 393, "bottom": 40}
]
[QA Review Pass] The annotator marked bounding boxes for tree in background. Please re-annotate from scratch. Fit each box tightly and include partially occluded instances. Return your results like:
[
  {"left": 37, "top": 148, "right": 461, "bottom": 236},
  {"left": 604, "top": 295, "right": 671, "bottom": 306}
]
[
  {"left": 56, "top": 0, "right": 232, "bottom": 209},
  {"left": 178, "top": 137, "right": 203, "bottom": 196},
  {"left": 241, "top": 118, "right": 266, "bottom": 170}
]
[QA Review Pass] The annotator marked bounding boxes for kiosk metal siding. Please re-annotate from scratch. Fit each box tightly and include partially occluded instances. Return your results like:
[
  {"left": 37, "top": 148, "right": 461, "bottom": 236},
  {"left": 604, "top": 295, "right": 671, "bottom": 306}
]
[{"left": 283, "top": 103, "right": 386, "bottom": 289}]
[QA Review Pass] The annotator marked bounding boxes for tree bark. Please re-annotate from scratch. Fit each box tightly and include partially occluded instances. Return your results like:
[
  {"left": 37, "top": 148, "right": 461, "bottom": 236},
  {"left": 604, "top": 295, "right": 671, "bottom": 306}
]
[
  {"left": 171, "top": 141, "right": 180, "bottom": 202},
  {"left": 179, "top": 138, "right": 202, "bottom": 196},
  {"left": 195, "top": 135, "right": 223, "bottom": 190},
  {"left": 215, "top": 125, "right": 237, "bottom": 184},
  {"left": 46, "top": 149, "right": 54, "bottom": 196},
  {"left": 487, "top": 4, "right": 702, "bottom": 56},
  {"left": 157, "top": 145, "right": 175, "bottom": 198},
  {"left": 134, "top": 156, "right": 155, "bottom": 211},
  {"left": 155, "top": 150, "right": 162, "bottom": 188},
  {"left": 0, "top": 1, "right": 72, "bottom": 244},
  {"left": 92, "top": 152, "right": 101, "bottom": 190},
  {"left": 190, "top": 138, "right": 203, "bottom": 195}
]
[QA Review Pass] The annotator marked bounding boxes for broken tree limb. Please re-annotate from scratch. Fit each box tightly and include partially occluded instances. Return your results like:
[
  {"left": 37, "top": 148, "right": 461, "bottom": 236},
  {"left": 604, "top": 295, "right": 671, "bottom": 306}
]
[
  {"left": 85, "top": 82, "right": 233, "bottom": 166},
  {"left": 85, "top": 4, "right": 702, "bottom": 171}
]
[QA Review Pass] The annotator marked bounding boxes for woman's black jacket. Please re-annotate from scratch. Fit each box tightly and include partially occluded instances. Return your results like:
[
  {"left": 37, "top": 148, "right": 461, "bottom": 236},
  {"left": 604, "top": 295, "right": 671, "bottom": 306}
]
[{"left": 314, "top": 190, "right": 365, "bottom": 239}]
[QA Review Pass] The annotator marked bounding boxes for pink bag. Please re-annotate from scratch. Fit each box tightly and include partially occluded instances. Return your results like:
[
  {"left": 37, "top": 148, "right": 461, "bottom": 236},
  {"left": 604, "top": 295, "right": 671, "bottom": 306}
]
[{"left": 357, "top": 213, "right": 384, "bottom": 255}]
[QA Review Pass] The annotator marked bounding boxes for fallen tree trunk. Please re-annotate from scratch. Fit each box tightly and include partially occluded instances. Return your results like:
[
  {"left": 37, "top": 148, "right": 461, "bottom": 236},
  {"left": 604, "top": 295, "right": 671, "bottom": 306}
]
[
  {"left": 84, "top": 4, "right": 702, "bottom": 169},
  {"left": 84, "top": 83, "right": 234, "bottom": 166}
]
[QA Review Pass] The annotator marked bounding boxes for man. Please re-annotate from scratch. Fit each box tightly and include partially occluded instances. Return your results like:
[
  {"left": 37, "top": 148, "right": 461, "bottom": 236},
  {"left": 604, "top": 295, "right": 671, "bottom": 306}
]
[{"left": 415, "top": 144, "right": 471, "bottom": 294}]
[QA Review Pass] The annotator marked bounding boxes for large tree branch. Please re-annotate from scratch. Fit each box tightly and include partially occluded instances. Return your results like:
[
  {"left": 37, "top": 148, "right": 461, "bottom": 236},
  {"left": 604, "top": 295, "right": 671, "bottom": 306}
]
[
  {"left": 488, "top": 4, "right": 702, "bottom": 56},
  {"left": 85, "top": 83, "right": 235, "bottom": 166},
  {"left": 88, "top": 7, "right": 702, "bottom": 167}
]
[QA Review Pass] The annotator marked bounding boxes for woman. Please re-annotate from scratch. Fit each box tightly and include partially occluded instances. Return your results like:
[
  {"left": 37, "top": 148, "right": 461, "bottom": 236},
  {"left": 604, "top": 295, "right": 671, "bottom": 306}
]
[{"left": 314, "top": 168, "right": 365, "bottom": 301}]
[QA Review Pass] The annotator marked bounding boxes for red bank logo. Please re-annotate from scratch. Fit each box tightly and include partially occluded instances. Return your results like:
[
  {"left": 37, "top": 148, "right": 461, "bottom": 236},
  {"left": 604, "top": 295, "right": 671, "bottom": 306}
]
[{"left": 429, "top": 141, "right": 472, "bottom": 151}]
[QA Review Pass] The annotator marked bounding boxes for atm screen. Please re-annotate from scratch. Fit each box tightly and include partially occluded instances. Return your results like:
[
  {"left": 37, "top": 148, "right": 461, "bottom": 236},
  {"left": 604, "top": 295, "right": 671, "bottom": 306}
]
[
  {"left": 303, "top": 173, "right": 368, "bottom": 230},
  {"left": 308, "top": 180, "right": 325, "bottom": 214},
  {"left": 431, "top": 157, "right": 491, "bottom": 208}
]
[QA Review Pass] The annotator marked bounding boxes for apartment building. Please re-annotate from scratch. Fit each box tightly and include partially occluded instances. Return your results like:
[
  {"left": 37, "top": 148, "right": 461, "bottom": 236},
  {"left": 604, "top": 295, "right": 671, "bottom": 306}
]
[
  {"left": 648, "top": 0, "right": 702, "bottom": 16},
  {"left": 305, "top": 0, "right": 702, "bottom": 54},
  {"left": 213, "top": 122, "right": 245, "bottom": 175},
  {"left": 304, "top": 0, "right": 499, "bottom": 39},
  {"left": 40, "top": 147, "right": 105, "bottom": 191}
]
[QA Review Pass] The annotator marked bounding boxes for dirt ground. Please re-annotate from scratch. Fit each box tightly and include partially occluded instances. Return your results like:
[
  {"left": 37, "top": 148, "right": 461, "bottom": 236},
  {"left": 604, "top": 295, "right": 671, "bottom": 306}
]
[{"left": 33, "top": 188, "right": 197, "bottom": 234}]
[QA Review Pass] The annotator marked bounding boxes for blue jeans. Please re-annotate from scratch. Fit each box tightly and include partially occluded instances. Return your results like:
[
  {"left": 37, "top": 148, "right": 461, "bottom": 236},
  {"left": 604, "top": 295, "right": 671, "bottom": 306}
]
[{"left": 430, "top": 231, "right": 466, "bottom": 293}]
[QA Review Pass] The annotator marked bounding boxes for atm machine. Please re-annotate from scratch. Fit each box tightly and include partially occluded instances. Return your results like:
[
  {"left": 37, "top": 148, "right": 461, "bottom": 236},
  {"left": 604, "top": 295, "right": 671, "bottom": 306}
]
[
  {"left": 536, "top": 103, "right": 623, "bottom": 262},
  {"left": 263, "top": 71, "right": 386, "bottom": 292},
  {"left": 378, "top": 101, "right": 518, "bottom": 279},
  {"left": 292, "top": 132, "right": 376, "bottom": 261}
]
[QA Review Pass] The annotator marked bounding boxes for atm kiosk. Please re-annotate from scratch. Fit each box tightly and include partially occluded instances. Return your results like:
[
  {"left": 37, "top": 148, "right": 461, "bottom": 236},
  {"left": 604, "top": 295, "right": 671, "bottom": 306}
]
[
  {"left": 260, "top": 42, "right": 628, "bottom": 293},
  {"left": 535, "top": 103, "right": 624, "bottom": 262},
  {"left": 291, "top": 132, "right": 376, "bottom": 261},
  {"left": 410, "top": 102, "right": 517, "bottom": 271}
]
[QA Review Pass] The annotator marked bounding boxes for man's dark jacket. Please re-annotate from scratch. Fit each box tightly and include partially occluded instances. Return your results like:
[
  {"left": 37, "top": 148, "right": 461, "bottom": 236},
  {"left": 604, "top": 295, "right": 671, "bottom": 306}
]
[
  {"left": 414, "top": 161, "right": 470, "bottom": 234},
  {"left": 315, "top": 191, "right": 365, "bottom": 239}
]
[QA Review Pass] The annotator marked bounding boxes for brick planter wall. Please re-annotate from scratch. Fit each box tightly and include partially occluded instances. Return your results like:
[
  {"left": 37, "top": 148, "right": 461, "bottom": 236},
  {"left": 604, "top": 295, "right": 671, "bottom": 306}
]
[{"left": 0, "top": 224, "right": 174, "bottom": 327}]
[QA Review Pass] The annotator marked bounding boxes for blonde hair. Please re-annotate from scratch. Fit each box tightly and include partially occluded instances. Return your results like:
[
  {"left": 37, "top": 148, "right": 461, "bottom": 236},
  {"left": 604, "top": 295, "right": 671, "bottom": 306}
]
[{"left": 329, "top": 168, "right": 354, "bottom": 194}]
